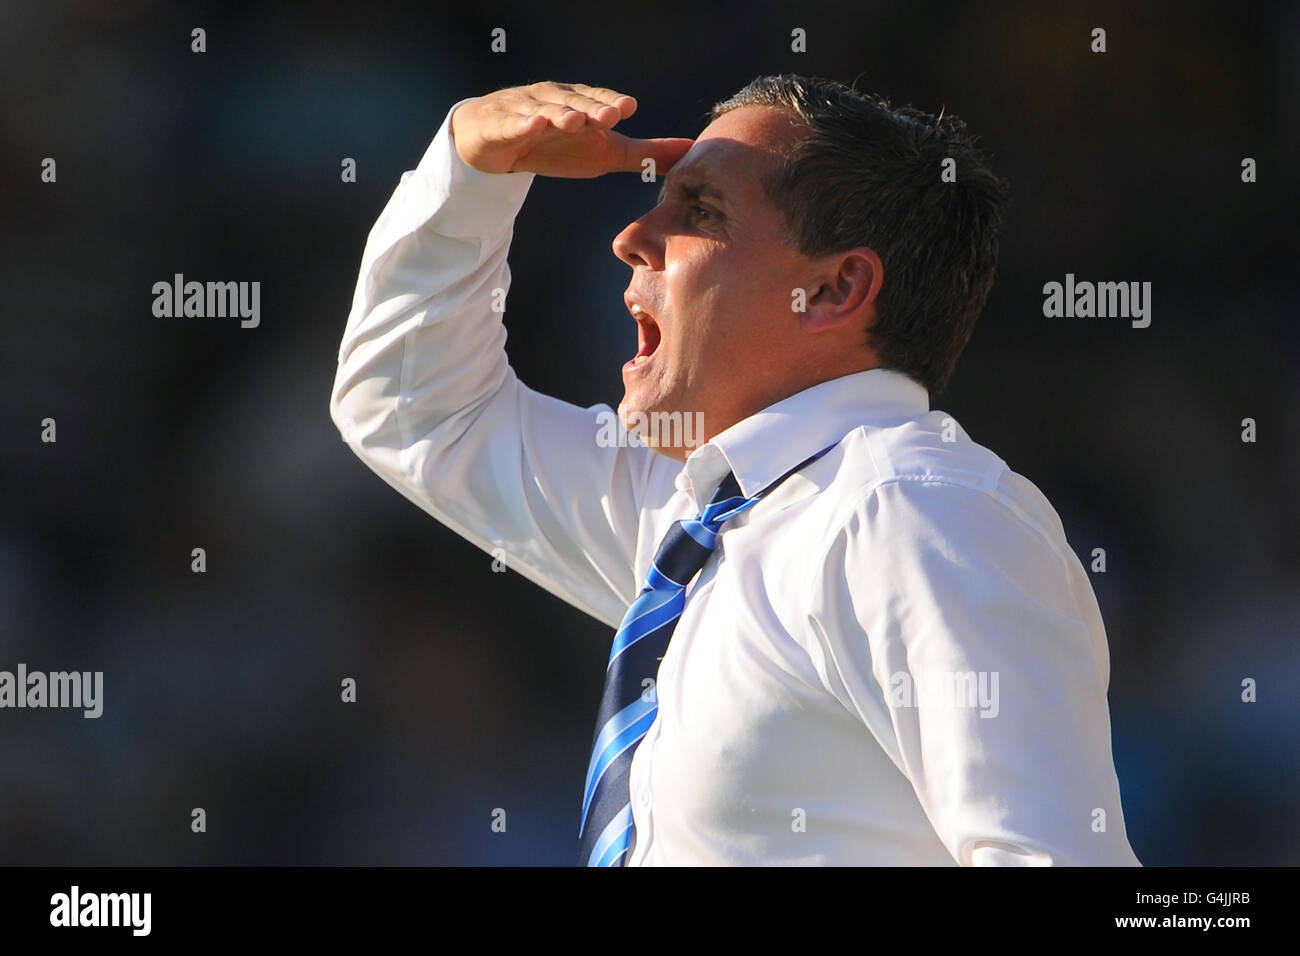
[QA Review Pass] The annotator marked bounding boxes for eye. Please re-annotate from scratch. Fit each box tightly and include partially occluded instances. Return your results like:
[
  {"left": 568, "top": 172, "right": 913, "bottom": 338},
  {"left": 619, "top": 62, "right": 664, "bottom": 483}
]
[{"left": 690, "top": 204, "right": 714, "bottom": 221}]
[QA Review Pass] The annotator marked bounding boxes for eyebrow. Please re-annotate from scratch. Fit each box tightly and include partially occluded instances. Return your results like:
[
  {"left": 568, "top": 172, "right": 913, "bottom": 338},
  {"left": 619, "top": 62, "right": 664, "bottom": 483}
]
[{"left": 657, "top": 173, "right": 729, "bottom": 210}]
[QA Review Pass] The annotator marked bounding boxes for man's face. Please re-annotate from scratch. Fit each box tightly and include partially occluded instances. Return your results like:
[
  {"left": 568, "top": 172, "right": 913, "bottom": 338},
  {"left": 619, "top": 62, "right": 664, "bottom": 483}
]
[{"left": 611, "top": 106, "right": 812, "bottom": 458}]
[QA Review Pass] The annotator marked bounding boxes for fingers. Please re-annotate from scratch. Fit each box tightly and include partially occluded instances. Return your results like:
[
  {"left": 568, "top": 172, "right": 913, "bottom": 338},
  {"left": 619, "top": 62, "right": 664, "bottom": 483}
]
[
  {"left": 612, "top": 135, "right": 696, "bottom": 174},
  {"left": 464, "top": 82, "right": 685, "bottom": 178},
  {"left": 565, "top": 83, "right": 637, "bottom": 119},
  {"left": 525, "top": 81, "right": 636, "bottom": 128},
  {"left": 522, "top": 98, "right": 595, "bottom": 132},
  {"left": 552, "top": 91, "right": 621, "bottom": 126},
  {"left": 475, "top": 105, "right": 546, "bottom": 144}
]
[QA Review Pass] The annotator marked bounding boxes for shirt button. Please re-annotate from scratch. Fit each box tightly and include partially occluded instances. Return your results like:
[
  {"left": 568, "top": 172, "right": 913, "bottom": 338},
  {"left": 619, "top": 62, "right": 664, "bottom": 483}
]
[{"left": 639, "top": 788, "right": 651, "bottom": 806}]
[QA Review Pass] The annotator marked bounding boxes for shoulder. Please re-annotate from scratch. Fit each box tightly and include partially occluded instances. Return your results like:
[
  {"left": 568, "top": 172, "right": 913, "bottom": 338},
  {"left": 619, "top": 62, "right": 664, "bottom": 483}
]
[{"left": 814, "top": 411, "right": 1078, "bottom": 576}]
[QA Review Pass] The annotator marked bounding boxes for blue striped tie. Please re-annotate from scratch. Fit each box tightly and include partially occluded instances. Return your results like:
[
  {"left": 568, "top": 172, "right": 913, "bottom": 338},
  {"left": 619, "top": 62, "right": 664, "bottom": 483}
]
[{"left": 577, "top": 445, "right": 837, "bottom": 867}]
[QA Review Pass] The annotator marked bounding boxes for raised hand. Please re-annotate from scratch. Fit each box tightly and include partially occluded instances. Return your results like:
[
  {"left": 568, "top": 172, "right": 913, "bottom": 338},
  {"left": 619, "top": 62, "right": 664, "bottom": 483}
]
[{"left": 450, "top": 81, "right": 694, "bottom": 179}]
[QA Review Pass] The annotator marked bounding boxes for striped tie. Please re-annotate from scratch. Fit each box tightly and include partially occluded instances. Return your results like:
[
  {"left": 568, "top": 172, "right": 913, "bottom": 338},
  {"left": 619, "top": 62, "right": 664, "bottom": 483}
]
[{"left": 577, "top": 444, "right": 837, "bottom": 867}]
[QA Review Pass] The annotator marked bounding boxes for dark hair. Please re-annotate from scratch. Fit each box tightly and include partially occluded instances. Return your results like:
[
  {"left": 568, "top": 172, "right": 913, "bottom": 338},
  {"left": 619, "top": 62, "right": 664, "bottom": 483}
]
[{"left": 710, "top": 74, "right": 1009, "bottom": 396}]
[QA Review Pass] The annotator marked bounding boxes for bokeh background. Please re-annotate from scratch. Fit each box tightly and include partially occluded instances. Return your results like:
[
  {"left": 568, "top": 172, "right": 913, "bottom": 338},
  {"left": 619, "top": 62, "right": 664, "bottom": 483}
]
[{"left": 1, "top": 0, "right": 1296, "bottom": 865}]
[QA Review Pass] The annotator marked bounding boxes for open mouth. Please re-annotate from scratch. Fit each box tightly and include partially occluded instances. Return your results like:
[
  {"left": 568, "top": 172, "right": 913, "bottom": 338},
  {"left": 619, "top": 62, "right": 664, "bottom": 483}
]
[{"left": 626, "top": 303, "right": 661, "bottom": 370}]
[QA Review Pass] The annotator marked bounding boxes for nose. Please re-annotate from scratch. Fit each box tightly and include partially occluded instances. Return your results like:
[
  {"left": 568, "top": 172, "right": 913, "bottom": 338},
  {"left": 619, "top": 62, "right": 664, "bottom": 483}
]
[{"left": 611, "top": 210, "right": 664, "bottom": 271}]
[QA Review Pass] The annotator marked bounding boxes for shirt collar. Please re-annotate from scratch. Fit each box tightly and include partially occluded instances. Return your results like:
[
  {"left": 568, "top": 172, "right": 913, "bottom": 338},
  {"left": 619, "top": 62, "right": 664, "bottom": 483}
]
[{"left": 677, "top": 368, "right": 930, "bottom": 511}]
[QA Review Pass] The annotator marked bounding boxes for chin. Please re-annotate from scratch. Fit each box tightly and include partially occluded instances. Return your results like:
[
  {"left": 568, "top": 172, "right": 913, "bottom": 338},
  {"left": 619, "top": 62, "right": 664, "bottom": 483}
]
[
  {"left": 616, "top": 403, "right": 650, "bottom": 443},
  {"left": 615, "top": 397, "right": 636, "bottom": 429},
  {"left": 614, "top": 400, "right": 700, "bottom": 463},
  {"left": 617, "top": 391, "right": 653, "bottom": 427}
]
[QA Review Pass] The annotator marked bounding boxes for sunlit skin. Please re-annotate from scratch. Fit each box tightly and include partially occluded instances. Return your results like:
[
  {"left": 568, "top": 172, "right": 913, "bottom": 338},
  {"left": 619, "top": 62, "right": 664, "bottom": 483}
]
[
  {"left": 611, "top": 105, "right": 886, "bottom": 460},
  {"left": 450, "top": 84, "right": 887, "bottom": 461}
]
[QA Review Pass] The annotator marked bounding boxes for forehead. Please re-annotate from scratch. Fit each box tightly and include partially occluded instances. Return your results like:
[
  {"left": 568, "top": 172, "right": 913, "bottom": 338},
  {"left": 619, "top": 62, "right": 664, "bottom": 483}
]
[
  {"left": 666, "top": 106, "right": 802, "bottom": 194},
  {"left": 700, "top": 104, "right": 804, "bottom": 151}
]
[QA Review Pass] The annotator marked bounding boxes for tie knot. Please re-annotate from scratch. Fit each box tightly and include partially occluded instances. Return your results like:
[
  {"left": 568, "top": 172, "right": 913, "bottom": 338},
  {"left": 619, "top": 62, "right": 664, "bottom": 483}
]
[
  {"left": 700, "top": 471, "right": 752, "bottom": 528},
  {"left": 648, "top": 472, "right": 752, "bottom": 587},
  {"left": 708, "top": 471, "right": 742, "bottom": 505}
]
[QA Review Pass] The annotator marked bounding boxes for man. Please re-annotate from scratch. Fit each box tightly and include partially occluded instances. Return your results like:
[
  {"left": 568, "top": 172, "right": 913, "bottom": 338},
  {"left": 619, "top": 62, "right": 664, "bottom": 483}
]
[{"left": 330, "top": 74, "right": 1141, "bottom": 866}]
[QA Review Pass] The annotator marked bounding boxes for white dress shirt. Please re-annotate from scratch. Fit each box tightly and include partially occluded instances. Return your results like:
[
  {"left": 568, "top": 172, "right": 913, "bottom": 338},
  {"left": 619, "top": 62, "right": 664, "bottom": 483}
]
[{"left": 330, "top": 98, "right": 1141, "bottom": 866}]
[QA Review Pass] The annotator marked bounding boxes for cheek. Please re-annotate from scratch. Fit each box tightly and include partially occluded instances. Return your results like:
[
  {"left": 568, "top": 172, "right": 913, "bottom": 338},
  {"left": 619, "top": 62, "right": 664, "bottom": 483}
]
[
  {"left": 664, "top": 253, "right": 701, "bottom": 314},
  {"left": 662, "top": 245, "right": 780, "bottom": 364},
  {"left": 664, "top": 237, "right": 731, "bottom": 302},
  {"left": 660, "top": 270, "right": 697, "bottom": 357}
]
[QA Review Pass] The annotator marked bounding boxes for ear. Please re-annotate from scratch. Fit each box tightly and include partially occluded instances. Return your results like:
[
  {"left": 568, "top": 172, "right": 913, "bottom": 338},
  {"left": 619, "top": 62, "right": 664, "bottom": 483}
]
[{"left": 799, "top": 248, "right": 883, "bottom": 335}]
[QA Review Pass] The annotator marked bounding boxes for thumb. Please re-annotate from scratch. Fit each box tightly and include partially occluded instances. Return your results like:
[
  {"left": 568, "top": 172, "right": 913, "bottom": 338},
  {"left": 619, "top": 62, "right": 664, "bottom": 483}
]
[{"left": 613, "top": 135, "right": 695, "bottom": 175}]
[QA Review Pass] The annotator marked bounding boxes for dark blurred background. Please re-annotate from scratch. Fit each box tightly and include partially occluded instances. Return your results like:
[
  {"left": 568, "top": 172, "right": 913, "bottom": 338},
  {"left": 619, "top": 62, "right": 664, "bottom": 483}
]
[{"left": 1, "top": 0, "right": 1296, "bottom": 865}]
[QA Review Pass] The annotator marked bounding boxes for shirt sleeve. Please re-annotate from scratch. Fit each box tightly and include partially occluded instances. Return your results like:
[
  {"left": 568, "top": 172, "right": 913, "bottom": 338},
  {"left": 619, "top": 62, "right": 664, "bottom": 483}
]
[
  {"left": 329, "top": 97, "right": 660, "bottom": 629},
  {"left": 806, "top": 477, "right": 1142, "bottom": 866}
]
